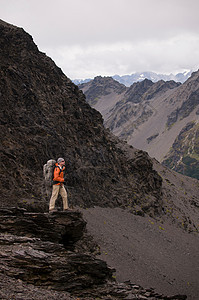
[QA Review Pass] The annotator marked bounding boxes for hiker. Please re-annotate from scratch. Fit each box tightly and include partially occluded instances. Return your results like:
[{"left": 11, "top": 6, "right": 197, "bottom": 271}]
[{"left": 49, "top": 158, "right": 69, "bottom": 212}]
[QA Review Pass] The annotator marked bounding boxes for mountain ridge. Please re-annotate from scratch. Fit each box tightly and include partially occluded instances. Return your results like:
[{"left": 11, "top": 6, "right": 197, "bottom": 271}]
[
  {"left": 79, "top": 73, "right": 199, "bottom": 179},
  {"left": 73, "top": 70, "right": 192, "bottom": 86},
  {"left": 1, "top": 19, "right": 199, "bottom": 300}
]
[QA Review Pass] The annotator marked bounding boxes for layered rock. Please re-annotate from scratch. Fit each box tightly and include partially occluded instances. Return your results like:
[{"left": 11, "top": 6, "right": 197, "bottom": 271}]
[
  {"left": 0, "top": 207, "right": 187, "bottom": 299},
  {"left": 0, "top": 208, "right": 112, "bottom": 292}
]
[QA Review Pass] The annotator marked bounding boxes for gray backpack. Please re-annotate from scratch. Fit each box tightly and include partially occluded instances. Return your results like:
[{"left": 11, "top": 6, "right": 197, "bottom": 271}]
[{"left": 43, "top": 159, "right": 56, "bottom": 188}]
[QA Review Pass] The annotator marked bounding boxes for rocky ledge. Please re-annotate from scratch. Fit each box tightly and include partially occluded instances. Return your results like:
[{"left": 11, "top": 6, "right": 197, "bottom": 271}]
[{"left": 0, "top": 207, "right": 187, "bottom": 299}]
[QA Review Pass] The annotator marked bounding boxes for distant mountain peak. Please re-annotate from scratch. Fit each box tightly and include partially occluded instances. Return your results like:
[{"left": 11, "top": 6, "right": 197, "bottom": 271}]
[{"left": 73, "top": 71, "right": 193, "bottom": 87}]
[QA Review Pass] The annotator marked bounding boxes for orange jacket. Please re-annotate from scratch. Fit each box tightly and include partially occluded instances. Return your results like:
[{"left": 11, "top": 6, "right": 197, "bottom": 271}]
[{"left": 53, "top": 163, "right": 65, "bottom": 185}]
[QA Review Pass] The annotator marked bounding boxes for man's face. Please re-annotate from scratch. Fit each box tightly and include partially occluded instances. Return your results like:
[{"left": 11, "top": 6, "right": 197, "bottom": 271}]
[{"left": 60, "top": 160, "right": 65, "bottom": 167}]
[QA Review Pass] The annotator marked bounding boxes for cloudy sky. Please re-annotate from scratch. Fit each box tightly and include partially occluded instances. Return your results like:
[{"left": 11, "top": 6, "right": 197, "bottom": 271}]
[{"left": 1, "top": 0, "right": 199, "bottom": 79}]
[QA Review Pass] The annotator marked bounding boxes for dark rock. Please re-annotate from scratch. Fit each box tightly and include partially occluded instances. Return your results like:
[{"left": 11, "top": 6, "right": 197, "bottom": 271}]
[
  {"left": 147, "top": 133, "right": 159, "bottom": 144},
  {"left": 0, "top": 207, "right": 86, "bottom": 248},
  {"left": 0, "top": 207, "right": 188, "bottom": 299},
  {"left": 0, "top": 207, "right": 113, "bottom": 293}
]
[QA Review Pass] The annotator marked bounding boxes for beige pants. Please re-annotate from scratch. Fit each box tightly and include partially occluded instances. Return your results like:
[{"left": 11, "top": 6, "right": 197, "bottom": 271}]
[{"left": 49, "top": 185, "right": 68, "bottom": 211}]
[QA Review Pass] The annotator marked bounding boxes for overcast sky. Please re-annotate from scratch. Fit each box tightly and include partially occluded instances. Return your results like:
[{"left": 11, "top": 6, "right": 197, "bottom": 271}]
[{"left": 1, "top": 0, "right": 199, "bottom": 79}]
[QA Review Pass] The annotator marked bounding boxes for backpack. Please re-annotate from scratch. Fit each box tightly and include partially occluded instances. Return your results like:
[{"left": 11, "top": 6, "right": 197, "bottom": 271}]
[{"left": 43, "top": 159, "right": 56, "bottom": 188}]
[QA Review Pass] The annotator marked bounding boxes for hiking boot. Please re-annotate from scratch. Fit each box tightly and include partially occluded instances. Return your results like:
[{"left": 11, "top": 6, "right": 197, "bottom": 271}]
[{"left": 49, "top": 209, "right": 57, "bottom": 213}]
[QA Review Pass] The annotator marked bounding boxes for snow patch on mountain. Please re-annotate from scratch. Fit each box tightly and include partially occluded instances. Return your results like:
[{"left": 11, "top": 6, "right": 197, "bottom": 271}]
[{"left": 74, "top": 71, "right": 192, "bottom": 86}]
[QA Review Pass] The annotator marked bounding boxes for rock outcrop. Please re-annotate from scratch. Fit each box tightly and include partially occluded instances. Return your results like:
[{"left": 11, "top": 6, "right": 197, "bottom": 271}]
[
  {"left": 0, "top": 208, "right": 112, "bottom": 293},
  {"left": 0, "top": 207, "right": 187, "bottom": 299}
]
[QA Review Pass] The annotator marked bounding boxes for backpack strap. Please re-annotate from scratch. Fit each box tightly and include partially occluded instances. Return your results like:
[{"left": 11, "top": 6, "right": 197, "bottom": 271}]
[{"left": 52, "top": 165, "right": 64, "bottom": 185}]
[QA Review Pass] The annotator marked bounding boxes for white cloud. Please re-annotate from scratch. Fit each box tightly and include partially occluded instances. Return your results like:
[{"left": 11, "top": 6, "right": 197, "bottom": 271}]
[
  {"left": 1, "top": 0, "right": 199, "bottom": 78},
  {"left": 45, "top": 33, "right": 199, "bottom": 79}
]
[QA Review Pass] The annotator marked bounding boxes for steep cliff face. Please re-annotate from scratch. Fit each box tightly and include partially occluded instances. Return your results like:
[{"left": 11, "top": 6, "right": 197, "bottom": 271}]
[{"left": 0, "top": 20, "right": 162, "bottom": 214}]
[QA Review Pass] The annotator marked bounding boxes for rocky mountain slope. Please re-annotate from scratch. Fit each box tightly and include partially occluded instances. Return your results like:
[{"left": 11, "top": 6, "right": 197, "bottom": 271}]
[
  {"left": 162, "top": 122, "right": 199, "bottom": 179},
  {"left": 79, "top": 74, "right": 199, "bottom": 179},
  {"left": 0, "top": 19, "right": 162, "bottom": 214},
  {"left": 0, "top": 19, "right": 199, "bottom": 299}
]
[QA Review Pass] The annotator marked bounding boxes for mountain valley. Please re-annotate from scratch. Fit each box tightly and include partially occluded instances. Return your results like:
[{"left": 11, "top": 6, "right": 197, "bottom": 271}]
[
  {"left": 79, "top": 73, "right": 199, "bottom": 179},
  {"left": 0, "top": 19, "right": 199, "bottom": 300}
]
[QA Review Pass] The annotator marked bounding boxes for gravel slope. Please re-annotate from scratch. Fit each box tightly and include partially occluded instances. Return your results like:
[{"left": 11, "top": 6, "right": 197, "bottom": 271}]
[{"left": 81, "top": 207, "right": 199, "bottom": 300}]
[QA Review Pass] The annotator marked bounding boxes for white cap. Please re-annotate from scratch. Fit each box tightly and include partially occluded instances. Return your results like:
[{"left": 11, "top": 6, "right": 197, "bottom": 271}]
[{"left": 57, "top": 157, "right": 64, "bottom": 163}]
